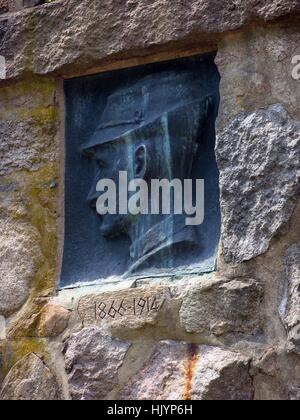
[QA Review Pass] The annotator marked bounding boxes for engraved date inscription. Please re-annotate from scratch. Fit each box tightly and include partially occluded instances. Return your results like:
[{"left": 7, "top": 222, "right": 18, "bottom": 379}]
[{"left": 95, "top": 296, "right": 165, "bottom": 320}]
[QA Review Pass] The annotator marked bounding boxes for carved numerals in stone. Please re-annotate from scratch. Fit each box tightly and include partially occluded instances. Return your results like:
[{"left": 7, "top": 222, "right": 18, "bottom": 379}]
[
  {"left": 76, "top": 287, "right": 170, "bottom": 328},
  {"left": 95, "top": 296, "right": 164, "bottom": 320}
]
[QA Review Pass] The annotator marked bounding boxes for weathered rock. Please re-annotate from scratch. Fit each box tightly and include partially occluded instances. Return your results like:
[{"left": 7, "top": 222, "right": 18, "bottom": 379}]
[
  {"left": 0, "top": 341, "right": 6, "bottom": 386},
  {"left": 0, "top": 0, "right": 300, "bottom": 79},
  {"left": 0, "top": 118, "right": 57, "bottom": 176},
  {"left": 191, "top": 346, "right": 253, "bottom": 400},
  {"left": 0, "top": 76, "right": 58, "bottom": 318},
  {"left": 64, "top": 327, "right": 130, "bottom": 400},
  {"left": 119, "top": 341, "right": 253, "bottom": 400},
  {"left": 0, "top": 157, "right": 58, "bottom": 319},
  {"left": 0, "top": 0, "right": 8, "bottom": 14},
  {"left": 282, "top": 243, "right": 300, "bottom": 353},
  {"left": 77, "top": 286, "right": 171, "bottom": 331},
  {"left": 119, "top": 340, "right": 187, "bottom": 400},
  {"left": 216, "top": 105, "right": 300, "bottom": 263},
  {"left": 0, "top": 215, "right": 41, "bottom": 317},
  {"left": 0, "top": 18, "right": 7, "bottom": 46},
  {"left": 23, "top": 0, "right": 46, "bottom": 8},
  {"left": 0, "top": 353, "right": 60, "bottom": 400},
  {"left": 6, "top": 0, "right": 22, "bottom": 13},
  {"left": 38, "top": 303, "right": 70, "bottom": 337},
  {"left": 0, "top": 316, "right": 5, "bottom": 339},
  {"left": 289, "top": 385, "right": 300, "bottom": 400},
  {"left": 253, "top": 348, "right": 300, "bottom": 400},
  {"left": 0, "top": 78, "right": 57, "bottom": 176},
  {"left": 180, "top": 276, "right": 263, "bottom": 336},
  {"left": 64, "top": 275, "right": 264, "bottom": 340},
  {"left": 216, "top": 23, "right": 300, "bottom": 129}
]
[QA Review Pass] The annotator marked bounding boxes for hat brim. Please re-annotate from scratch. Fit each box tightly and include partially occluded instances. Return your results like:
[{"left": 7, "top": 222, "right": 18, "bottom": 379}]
[{"left": 81, "top": 97, "right": 212, "bottom": 155}]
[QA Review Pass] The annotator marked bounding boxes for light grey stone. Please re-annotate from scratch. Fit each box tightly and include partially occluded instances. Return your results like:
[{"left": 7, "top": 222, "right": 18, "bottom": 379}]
[
  {"left": 0, "top": 76, "right": 57, "bottom": 176},
  {"left": 76, "top": 286, "right": 171, "bottom": 332},
  {"left": 0, "top": 0, "right": 8, "bottom": 14},
  {"left": 289, "top": 385, "right": 300, "bottom": 400},
  {"left": 64, "top": 327, "right": 130, "bottom": 400},
  {"left": 0, "top": 118, "right": 57, "bottom": 176},
  {"left": 0, "top": 353, "right": 60, "bottom": 400},
  {"left": 191, "top": 346, "right": 253, "bottom": 400},
  {"left": 0, "top": 214, "right": 41, "bottom": 317},
  {"left": 118, "top": 340, "right": 253, "bottom": 400},
  {"left": 7, "top": 1, "right": 23, "bottom": 13},
  {"left": 0, "top": 316, "right": 5, "bottom": 340},
  {"left": 252, "top": 348, "right": 300, "bottom": 400},
  {"left": 216, "top": 24, "right": 300, "bottom": 129},
  {"left": 0, "top": 0, "right": 299, "bottom": 79},
  {"left": 216, "top": 105, "right": 300, "bottom": 263},
  {"left": 180, "top": 276, "right": 263, "bottom": 336},
  {"left": 282, "top": 243, "right": 300, "bottom": 353},
  {"left": 119, "top": 340, "right": 187, "bottom": 400}
]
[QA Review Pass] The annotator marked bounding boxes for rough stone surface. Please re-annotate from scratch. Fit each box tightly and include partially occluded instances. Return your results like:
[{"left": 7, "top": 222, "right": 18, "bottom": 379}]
[
  {"left": 23, "top": 0, "right": 46, "bottom": 8},
  {"left": 0, "top": 78, "right": 57, "bottom": 177},
  {"left": 216, "top": 105, "right": 300, "bottom": 263},
  {"left": 0, "top": 0, "right": 299, "bottom": 403},
  {"left": 282, "top": 243, "right": 300, "bottom": 353},
  {"left": 0, "top": 77, "right": 58, "bottom": 318},
  {"left": 7, "top": 0, "right": 23, "bottom": 13},
  {"left": 180, "top": 276, "right": 263, "bottom": 337},
  {"left": 216, "top": 23, "right": 300, "bottom": 129},
  {"left": 119, "top": 341, "right": 253, "bottom": 400},
  {"left": 253, "top": 348, "right": 300, "bottom": 400},
  {"left": 0, "top": 17, "right": 6, "bottom": 44},
  {"left": 0, "top": 211, "right": 41, "bottom": 317},
  {"left": 0, "top": 353, "right": 60, "bottom": 400},
  {"left": 0, "top": 118, "right": 57, "bottom": 176},
  {"left": 64, "top": 327, "right": 130, "bottom": 400},
  {"left": 76, "top": 286, "right": 171, "bottom": 331},
  {"left": 0, "top": 0, "right": 8, "bottom": 13},
  {"left": 119, "top": 340, "right": 187, "bottom": 400},
  {"left": 0, "top": 163, "right": 58, "bottom": 321},
  {"left": 0, "top": 342, "right": 5, "bottom": 386},
  {"left": 0, "top": 316, "right": 5, "bottom": 339},
  {"left": 0, "top": 0, "right": 299, "bottom": 79},
  {"left": 191, "top": 346, "right": 253, "bottom": 400},
  {"left": 289, "top": 385, "right": 300, "bottom": 400},
  {"left": 66, "top": 275, "right": 264, "bottom": 340},
  {"left": 38, "top": 303, "right": 70, "bottom": 337}
]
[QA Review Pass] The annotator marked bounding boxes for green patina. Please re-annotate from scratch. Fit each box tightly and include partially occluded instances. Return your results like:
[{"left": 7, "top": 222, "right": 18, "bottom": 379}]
[
  {"left": 18, "top": 105, "right": 58, "bottom": 124},
  {"left": 0, "top": 71, "right": 60, "bottom": 344},
  {"left": 1, "top": 165, "right": 59, "bottom": 370},
  {"left": 0, "top": 339, "right": 50, "bottom": 379},
  {"left": 25, "top": 163, "right": 58, "bottom": 293},
  {"left": 5, "top": 164, "right": 59, "bottom": 339},
  {"left": 6, "top": 77, "right": 54, "bottom": 98},
  {"left": 0, "top": 77, "right": 56, "bottom": 122}
]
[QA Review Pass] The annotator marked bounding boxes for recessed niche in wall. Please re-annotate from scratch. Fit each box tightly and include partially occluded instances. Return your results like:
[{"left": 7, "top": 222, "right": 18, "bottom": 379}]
[{"left": 61, "top": 53, "right": 220, "bottom": 288}]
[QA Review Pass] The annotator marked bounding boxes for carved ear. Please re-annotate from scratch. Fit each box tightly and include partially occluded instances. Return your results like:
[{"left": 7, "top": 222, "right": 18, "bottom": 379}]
[{"left": 134, "top": 144, "right": 147, "bottom": 179}]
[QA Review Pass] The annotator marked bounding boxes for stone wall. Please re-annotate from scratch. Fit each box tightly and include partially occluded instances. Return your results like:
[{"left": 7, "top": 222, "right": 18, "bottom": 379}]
[{"left": 0, "top": 0, "right": 299, "bottom": 400}]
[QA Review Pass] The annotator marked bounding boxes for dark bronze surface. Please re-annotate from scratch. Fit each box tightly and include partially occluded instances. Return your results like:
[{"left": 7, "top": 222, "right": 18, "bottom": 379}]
[{"left": 61, "top": 54, "right": 220, "bottom": 287}]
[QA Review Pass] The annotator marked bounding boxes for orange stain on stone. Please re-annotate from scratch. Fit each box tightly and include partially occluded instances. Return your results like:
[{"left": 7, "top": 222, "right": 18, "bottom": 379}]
[{"left": 183, "top": 344, "right": 199, "bottom": 401}]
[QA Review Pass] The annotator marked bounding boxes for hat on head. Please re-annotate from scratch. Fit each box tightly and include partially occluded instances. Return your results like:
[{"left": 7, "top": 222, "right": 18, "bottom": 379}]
[{"left": 81, "top": 69, "right": 213, "bottom": 154}]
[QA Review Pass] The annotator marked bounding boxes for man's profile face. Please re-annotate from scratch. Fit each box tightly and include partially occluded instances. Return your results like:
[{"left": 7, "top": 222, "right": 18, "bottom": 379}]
[
  {"left": 87, "top": 142, "right": 133, "bottom": 238},
  {"left": 85, "top": 123, "right": 198, "bottom": 240}
]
